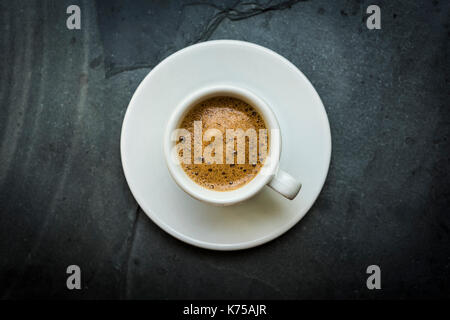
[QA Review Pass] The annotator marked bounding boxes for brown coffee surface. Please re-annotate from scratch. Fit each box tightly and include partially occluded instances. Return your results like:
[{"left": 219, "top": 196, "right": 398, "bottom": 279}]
[{"left": 178, "top": 96, "right": 268, "bottom": 191}]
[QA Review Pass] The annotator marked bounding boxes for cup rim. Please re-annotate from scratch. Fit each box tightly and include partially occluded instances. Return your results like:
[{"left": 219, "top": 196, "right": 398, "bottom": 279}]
[{"left": 163, "top": 84, "right": 281, "bottom": 205}]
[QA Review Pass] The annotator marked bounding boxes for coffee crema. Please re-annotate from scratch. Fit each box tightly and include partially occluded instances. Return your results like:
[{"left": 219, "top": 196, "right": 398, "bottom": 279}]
[{"left": 176, "top": 96, "right": 269, "bottom": 191}]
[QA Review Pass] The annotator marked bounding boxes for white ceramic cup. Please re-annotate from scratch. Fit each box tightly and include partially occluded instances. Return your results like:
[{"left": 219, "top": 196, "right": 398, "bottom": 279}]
[{"left": 163, "top": 84, "right": 301, "bottom": 206}]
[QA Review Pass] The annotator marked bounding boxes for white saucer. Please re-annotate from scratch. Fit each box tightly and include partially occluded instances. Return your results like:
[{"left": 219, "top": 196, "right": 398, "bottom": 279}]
[{"left": 121, "top": 40, "right": 331, "bottom": 250}]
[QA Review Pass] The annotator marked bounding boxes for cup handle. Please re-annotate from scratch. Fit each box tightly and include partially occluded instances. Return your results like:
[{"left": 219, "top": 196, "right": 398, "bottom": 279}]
[{"left": 267, "top": 169, "right": 302, "bottom": 200}]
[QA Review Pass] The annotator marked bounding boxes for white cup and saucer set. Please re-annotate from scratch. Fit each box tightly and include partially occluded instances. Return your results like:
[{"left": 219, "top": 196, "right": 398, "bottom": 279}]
[{"left": 121, "top": 40, "right": 331, "bottom": 250}]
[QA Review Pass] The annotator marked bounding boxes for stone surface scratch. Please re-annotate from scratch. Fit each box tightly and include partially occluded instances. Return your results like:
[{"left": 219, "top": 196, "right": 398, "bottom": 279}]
[
  {"left": 186, "top": 0, "right": 307, "bottom": 44},
  {"left": 120, "top": 205, "right": 141, "bottom": 299}
]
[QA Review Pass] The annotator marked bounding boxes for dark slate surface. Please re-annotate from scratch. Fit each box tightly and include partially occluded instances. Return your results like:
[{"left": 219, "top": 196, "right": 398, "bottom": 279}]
[{"left": 0, "top": 0, "right": 449, "bottom": 299}]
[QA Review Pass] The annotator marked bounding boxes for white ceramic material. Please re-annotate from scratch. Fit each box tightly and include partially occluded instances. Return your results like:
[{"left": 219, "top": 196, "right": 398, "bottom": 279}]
[
  {"left": 121, "top": 40, "right": 332, "bottom": 250},
  {"left": 163, "top": 84, "right": 302, "bottom": 206}
]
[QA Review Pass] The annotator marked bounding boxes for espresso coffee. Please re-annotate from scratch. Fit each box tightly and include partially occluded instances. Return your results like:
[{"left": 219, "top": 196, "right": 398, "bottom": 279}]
[{"left": 177, "top": 96, "right": 269, "bottom": 191}]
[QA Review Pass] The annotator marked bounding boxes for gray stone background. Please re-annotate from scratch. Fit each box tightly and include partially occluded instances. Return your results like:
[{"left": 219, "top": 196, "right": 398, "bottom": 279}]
[{"left": 0, "top": 0, "right": 449, "bottom": 299}]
